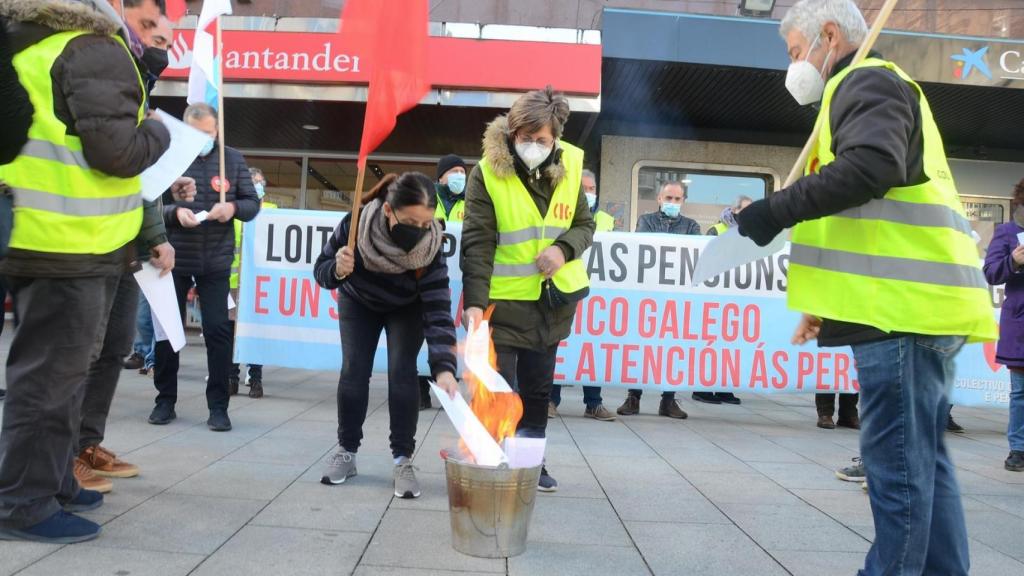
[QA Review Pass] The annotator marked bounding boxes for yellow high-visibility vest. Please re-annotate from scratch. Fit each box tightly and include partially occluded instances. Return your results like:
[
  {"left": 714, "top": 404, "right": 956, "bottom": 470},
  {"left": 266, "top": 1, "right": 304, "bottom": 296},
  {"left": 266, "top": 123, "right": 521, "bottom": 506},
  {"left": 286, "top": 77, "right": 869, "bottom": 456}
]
[
  {"left": 481, "top": 142, "right": 590, "bottom": 301},
  {"left": 435, "top": 196, "right": 465, "bottom": 222},
  {"left": 595, "top": 210, "right": 614, "bottom": 232},
  {"left": 710, "top": 222, "right": 728, "bottom": 236},
  {"left": 231, "top": 201, "right": 277, "bottom": 289},
  {"left": 0, "top": 31, "right": 144, "bottom": 254},
  {"left": 788, "top": 58, "right": 996, "bottom": 342}
]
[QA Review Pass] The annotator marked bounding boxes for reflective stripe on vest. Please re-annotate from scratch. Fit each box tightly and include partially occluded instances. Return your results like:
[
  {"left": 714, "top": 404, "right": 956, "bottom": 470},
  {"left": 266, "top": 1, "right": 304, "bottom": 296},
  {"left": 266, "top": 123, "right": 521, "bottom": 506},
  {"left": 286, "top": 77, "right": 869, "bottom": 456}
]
[
  {"left": 0, "top": 31, "right": 144, "bottom": 255},
  {"left": 482, "top": 142, "right": 590, "bottom": 301},
  {"left": 787, "top": 58, "right": 996, "bottom": 342}
]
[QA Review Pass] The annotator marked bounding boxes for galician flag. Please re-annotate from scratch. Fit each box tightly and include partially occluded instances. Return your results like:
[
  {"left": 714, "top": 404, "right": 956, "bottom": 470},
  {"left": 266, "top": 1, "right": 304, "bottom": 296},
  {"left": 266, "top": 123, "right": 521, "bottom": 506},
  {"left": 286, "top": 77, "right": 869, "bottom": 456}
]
[{"left": 187, "top": 0, "right": 232, "bottom": 108}]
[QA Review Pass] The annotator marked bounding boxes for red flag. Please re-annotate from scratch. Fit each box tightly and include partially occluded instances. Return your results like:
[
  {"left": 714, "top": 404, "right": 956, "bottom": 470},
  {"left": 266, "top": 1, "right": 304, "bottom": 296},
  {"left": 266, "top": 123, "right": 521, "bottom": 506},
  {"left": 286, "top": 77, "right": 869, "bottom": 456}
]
[
  {"left": 165, "top": 0, "right": 187, "bottom": 23},
  {"left": 338, "top": 0, "right": 430, "bottom": 168}
]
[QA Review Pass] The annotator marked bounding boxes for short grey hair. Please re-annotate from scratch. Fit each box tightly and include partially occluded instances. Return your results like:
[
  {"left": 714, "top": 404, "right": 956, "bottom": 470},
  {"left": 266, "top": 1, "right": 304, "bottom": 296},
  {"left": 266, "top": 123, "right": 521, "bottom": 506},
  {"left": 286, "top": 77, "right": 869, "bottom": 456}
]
[
  {"left": 507, "top": 85, "right": 570, "bottom": 140},
  {"left": 183, "top": 103, "right": 217, "bottom": 124},
  {"left": 249, "top": 167, "right": 264, "bottom": 179},
  {"left": 733, "top": 195, "right": 753, "bottom": 208},
  {"left": 660, "top": 180, "right": 688, "bottom": 199},
  {"left": 581, "top": 169, "right": 597, "bottom": 182},
  {"left": 780, "top": 0, "right": 868, "bottom": 45}
]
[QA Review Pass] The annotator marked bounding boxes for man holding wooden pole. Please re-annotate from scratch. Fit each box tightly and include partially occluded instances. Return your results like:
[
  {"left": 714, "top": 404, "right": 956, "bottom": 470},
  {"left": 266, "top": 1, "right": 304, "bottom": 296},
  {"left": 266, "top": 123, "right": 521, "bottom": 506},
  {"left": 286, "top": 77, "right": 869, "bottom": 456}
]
[{"left": 737, "top": 1, "right": 996, "bottom": 574}]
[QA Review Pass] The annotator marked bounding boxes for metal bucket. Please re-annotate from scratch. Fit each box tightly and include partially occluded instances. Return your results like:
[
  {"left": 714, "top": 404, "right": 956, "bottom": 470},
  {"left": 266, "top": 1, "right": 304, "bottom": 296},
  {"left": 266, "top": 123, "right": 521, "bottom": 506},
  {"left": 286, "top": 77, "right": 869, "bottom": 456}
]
[{"left": 444, "top": 458, "right": 542, "bottom": 558}]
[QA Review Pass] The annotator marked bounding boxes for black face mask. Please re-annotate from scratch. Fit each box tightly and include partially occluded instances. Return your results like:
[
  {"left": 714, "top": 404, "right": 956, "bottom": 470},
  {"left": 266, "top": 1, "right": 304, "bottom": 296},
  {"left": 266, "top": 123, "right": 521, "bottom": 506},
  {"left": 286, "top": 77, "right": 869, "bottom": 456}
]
[
  {"left": 142, "top": 47, "right": 169, "bottom": 79},
  {"left": 389, "top": 221, "right": 428, "bottom": 253}
]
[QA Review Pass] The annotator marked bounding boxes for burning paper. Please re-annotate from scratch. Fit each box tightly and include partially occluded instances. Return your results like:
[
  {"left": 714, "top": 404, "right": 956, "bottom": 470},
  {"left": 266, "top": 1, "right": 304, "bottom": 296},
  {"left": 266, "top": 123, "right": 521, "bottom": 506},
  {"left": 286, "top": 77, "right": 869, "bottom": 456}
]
[{"left": 435, "top": 311, "right": 545, "bottom": 467}]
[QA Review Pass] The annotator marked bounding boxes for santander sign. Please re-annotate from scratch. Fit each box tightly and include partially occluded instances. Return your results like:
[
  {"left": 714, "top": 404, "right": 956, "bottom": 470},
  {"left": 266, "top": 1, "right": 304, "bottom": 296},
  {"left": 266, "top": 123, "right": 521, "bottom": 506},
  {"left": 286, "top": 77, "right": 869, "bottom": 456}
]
[{"left": 161, "top": 30, "right": 601, "bottom": 95}]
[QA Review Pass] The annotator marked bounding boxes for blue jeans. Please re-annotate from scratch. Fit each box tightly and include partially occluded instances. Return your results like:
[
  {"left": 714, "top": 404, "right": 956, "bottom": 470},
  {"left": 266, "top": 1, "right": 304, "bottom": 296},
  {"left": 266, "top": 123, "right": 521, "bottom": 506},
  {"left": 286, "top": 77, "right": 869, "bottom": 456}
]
[
  {"left": 550, "top": 384, "right": 603, "bottom": 409},
  {"left": 1009, "top": 370, "right": 1024, "bottom": 452},
  {"left": 133, "top": 296, "right": 155, "bottom": 368},
  {"left": 852, "top": 335, "right": 968, "bottom": 576}
]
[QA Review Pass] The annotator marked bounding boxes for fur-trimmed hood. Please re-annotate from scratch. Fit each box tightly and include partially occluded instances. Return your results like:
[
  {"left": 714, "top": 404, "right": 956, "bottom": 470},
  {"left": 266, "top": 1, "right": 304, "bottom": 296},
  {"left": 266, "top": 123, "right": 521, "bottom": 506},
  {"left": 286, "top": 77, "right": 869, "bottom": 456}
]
[
  {"left": 482, "top": 115, "right": 566, "bottom": 186},
  {"left": 0, "top": 0, "right": 124, "bottom": 37}
]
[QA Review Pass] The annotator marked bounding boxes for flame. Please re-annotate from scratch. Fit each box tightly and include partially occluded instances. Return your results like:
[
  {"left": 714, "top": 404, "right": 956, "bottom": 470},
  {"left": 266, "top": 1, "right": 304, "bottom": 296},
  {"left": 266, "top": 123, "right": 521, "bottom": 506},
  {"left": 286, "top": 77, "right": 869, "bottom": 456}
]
[{"left": 459, "top": 305, "right": 523, "bottom": 460}]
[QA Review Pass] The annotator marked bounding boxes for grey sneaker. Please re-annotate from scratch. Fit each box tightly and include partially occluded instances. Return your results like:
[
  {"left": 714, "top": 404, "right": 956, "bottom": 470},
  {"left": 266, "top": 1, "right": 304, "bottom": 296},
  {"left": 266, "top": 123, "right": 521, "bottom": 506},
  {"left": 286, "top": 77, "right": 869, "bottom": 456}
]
[
  {"left": 394, "top": 459, "right": 421, "bottom": 499},
  {"left": 321, "top": 449, "right": 357, "bottom": 485},
  {"left": 538, "top": 466, "right": 558, "bottom": 492},
  {"left": 836, "top": 457, "right": 866, "bottom": 482}
]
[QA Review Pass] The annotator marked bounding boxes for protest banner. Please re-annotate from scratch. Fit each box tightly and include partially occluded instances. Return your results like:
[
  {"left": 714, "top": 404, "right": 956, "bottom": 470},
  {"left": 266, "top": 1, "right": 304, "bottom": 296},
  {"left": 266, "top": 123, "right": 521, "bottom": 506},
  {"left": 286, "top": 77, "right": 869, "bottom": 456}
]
[{"left": 235, "top": 209, "right": 1009, "bottom": 407}]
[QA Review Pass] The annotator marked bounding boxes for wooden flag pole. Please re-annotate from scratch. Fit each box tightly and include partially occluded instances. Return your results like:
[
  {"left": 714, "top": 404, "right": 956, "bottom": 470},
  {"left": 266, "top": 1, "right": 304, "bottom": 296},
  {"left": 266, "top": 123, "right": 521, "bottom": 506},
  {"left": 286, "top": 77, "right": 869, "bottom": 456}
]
[
  {"left": 346, "top": 163, "right": 367, "bottom": 249},
  {"left": 216, "top": 15, "right": 227, "bottom": 204},
  {"left": 782, "top": 0, "right": 900, "bottom": 187}
]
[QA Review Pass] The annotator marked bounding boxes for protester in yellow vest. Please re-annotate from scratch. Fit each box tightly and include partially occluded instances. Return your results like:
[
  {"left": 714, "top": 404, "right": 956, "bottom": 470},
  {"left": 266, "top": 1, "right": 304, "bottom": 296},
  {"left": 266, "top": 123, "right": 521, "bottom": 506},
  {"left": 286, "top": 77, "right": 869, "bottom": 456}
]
[
  {"left": 736, "top": 2, "right": 996, "bottom": 573},
  {"left": 0, "top": 0, "right": 170, "bottom": 544},
  {"left": 706, "top": 195, "right": 752, "bottom": 236},
  {"left": 434, "top": 154, "right": 466, "bottom": 223},
  {"left": 228, "top": 167, "right": 277, "bottom": 399},
  {"left": 549, "top": 168, "right": 615, "bottom": 422},
  {"left": 462, "top": 87, "right": 595, "bottom": 492},
  {"left": 582, "top": 169, "right": 615, "bottom": 233}
]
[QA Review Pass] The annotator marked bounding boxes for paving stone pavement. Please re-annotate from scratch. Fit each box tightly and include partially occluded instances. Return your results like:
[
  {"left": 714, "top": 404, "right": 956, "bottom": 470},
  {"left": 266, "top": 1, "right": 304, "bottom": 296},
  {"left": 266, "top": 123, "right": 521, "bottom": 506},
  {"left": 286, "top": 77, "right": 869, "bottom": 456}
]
[{"left": 2, "top": 336, "right": 1024, "bottom": 575}]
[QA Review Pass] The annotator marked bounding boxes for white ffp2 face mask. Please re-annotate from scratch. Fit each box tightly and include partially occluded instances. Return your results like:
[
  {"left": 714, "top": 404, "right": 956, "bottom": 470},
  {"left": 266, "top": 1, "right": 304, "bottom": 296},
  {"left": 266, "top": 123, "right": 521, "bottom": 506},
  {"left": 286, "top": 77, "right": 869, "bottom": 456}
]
[
  {"left": 515, "top": 142, "right": 552, "bottom": 171},
  {"left": 785, "top": 33, "right": 833, "bottom": 106}
]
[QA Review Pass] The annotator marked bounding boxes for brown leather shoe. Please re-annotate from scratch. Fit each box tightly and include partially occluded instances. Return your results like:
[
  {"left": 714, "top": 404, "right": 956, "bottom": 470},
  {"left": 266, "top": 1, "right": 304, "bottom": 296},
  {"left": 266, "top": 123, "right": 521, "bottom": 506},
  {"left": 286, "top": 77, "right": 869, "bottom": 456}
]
[
  {"left": 659, "top": 398, "right": 688, "bottom": 419},
  {"left": 836, "top": 416, "right": 861, "bottom": 430},
  {"left": 817, "top": 415, "right": 836, "bottom": 429},
  {"left": 80, "top": 445, "right": 139, "bottom": 478},
  {"left": 74, "top": 457, "right": 113, "bottom": 493},
  {"left": 584, "top": 404, "right": 616, "bottom": 421},
  {"left": 616, "top": 395, "right": 640, "bottom": 416}
]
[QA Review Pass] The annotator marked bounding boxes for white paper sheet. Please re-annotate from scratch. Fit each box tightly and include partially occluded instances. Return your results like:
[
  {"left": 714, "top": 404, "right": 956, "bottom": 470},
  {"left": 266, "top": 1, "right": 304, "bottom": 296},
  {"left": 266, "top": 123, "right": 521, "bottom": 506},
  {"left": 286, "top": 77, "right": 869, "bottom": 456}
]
[
  {"left": 194, "top": 210, "right": 209, "bottom": 223},
  {"left": 140, "top": 109, "right": 213, "bottom": 202},
  {"left": 227, "top": 293, "right": 236, "bottom": 310},
  {"left": 134, "top": 262, "right": 186, "bottom": 352},
  {"left": 502, "top": 437, "right": 546, "bottom": 469},
  {"left": 691, "top": 227, "right": 788, "bottom": 287},
  {"left": 464, "top": 320, "right": 513, "bottom": 393},
  {"left": 430, "top": 382, "right": 507, "bottom": 467},
  {"left": 1016, "top": 231, "right": 1024, "bottom": 246}
]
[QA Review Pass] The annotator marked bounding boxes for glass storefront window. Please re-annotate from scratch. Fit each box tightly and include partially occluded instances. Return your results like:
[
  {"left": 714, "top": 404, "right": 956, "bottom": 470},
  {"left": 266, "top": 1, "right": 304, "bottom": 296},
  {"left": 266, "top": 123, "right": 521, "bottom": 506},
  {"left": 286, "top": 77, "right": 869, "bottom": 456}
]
[
  {"left": 962, "top": 197, "right": 1010, "bottom": 254},
  {"left": 632, "top": 162, "right": 773, "bottom": 233},
  {"left": 244, "top": 156, "right": 303, "bottom": 208}
]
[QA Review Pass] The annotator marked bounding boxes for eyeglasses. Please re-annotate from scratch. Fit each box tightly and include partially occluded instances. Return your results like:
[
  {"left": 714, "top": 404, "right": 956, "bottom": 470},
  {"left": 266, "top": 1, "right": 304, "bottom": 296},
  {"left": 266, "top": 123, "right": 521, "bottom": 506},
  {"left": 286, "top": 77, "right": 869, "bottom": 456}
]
[{"left": 517, "top": 136, "right": 553, "bottom": 148}]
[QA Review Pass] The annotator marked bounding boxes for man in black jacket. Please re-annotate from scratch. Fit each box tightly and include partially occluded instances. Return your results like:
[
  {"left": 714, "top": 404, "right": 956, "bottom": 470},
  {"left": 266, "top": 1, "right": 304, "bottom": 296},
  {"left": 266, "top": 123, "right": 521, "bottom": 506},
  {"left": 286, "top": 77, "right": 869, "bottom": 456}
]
[
  {"left": 0, "top": 0, "right": 170, "bottom": 543},
  {"left": 737, "top": 1, "right": 982, "bottom": 573},
  {"left": 150, "top": 103, "right": 260, "bottom": 432}
]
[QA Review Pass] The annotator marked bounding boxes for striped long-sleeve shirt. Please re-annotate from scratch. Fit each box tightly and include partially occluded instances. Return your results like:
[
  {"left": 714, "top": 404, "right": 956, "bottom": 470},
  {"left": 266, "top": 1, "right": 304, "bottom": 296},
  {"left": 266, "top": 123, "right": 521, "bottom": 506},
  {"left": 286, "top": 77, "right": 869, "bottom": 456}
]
[{"left": 313, "top": 213, "right": 457, "bottom": 377}]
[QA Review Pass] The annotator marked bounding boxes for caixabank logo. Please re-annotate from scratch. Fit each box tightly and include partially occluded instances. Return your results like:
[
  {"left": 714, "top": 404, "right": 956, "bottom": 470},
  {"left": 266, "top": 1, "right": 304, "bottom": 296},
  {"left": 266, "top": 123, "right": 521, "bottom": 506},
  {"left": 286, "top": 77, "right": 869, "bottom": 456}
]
[{"left": 951, "top": 46, "right": 992, "bottom": 81}]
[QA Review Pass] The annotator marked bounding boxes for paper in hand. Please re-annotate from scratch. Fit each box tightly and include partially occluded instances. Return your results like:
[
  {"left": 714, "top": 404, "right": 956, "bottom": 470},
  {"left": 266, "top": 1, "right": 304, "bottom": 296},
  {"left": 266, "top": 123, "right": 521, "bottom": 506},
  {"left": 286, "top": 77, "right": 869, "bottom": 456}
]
[
  {"left": 134, "top": 261, "right": 186, "bottom": 352},
  {"left": 194, "top": 210, "right": 209, "bottom": 223},
  {"left": 691, "top": 227, "right": 787, "bottom": 286},
  {"left": 140, "top": 109, "right": 213, "bottom": 201},
  {"left": 1016, "top": 231, "right": 1024, "bottom": 246},
  {"left": 430, "top": 382, "right": 506, "bottom": 466}
]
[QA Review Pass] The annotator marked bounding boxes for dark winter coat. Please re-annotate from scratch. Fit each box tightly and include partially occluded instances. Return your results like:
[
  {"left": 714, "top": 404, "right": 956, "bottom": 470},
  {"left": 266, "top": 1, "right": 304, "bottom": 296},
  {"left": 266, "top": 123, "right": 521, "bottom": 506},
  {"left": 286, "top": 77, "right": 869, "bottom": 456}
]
[
  {"left": 162, "top": 146, "right": 260, "bottom": 276},
  {"left": 984, "top": 221, "right": 1024, "bottom": 369},
  {"left": 313, "top": 211, "right": 458, "bottom": 378},
  {"left": 0, "top": 0, "right": 170, "bottom": 278},
  {"left": 0, "top": 16, "right": 31, "bottom": 165},
  {"left": 636, "top": 211, "right": 701, "bottom": 235},
  {"left": 461, "top": 116, "right": 595, "bottom": 351},
  {"left": 763, "top": 50, "right": 925, "bottom": 347}
]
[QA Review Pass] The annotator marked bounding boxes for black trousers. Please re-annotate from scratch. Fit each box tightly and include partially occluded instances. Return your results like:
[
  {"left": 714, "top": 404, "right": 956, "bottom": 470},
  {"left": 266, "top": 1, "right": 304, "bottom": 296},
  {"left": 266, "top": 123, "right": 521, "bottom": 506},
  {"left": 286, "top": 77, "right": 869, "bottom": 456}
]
[
  {"left": 495, "top": 345, "right": 558, "bottom": 436},
  {"left": 154, "top": 272, "right": 232, "bottom": 411},
  {"left": 815, "top": 393, "right": 859, "bottom": 419},
  {"left": 0, "top": 275, "right": 118, "bottom": 528},
  {"left": 79, "top": 272, "right": 139, "bottom": 451},
  {"left": 336, "top": 292, "right": 423, "bottom": 458}
]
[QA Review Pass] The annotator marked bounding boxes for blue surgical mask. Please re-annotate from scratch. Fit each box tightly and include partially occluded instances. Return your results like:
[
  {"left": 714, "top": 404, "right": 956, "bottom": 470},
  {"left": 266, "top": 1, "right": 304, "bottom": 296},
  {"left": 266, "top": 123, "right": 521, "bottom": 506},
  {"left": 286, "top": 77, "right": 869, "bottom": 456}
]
[
  {"left": 586, "top": 193, "right": 597, "bottom": 210},
  {"left": 446, "top": 172, "right": 466, "bottom": 195},
  {"left": 254, "top": 182, "right": 265, "bottom": 199},
  {"left": 661, "top": 202, "right": 681, "bottom": 218},
  {"left": 200, "top": 138, "right": 215, "bottom": 157}
]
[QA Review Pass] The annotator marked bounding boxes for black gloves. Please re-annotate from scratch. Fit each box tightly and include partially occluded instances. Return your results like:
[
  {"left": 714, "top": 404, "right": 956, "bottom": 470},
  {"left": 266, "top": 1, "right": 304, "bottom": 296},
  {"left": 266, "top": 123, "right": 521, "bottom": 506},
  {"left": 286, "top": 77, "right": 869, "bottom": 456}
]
[{"left": 736, "top": 199, "right": 784, "bottom": 247}]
